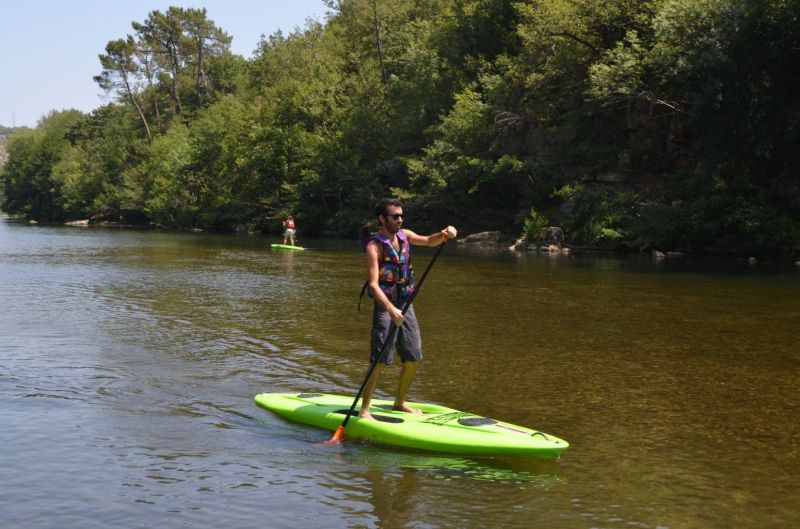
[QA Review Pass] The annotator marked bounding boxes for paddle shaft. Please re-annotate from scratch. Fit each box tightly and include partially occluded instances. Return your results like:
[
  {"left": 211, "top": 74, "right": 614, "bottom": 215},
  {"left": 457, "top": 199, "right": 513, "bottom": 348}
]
[{"left": 336, "top": 240, "right": 447, "bottom": 433}]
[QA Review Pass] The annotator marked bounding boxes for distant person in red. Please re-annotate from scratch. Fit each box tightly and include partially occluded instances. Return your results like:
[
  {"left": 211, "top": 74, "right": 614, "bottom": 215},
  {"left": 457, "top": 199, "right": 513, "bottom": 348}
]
[{"left": 282, "top": 215, "right": 296, "bottom": 246}]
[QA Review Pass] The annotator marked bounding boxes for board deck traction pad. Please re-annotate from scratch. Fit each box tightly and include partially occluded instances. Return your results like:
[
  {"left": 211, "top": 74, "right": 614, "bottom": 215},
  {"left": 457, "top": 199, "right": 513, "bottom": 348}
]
[{"left": 256, "top": 392, "right": 569, "bottom": 457}]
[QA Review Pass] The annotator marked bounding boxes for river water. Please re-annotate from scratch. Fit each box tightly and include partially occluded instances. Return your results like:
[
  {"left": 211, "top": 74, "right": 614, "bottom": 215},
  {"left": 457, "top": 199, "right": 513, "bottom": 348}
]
[{"left": 1, "top": 216, "right": 798, "bottom": 528}]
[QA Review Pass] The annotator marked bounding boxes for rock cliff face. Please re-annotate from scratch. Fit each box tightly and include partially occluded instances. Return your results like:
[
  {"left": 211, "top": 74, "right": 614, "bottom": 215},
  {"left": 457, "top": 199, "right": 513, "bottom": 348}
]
[
  {"left": 0, "top": 134, "right": 7, "bottom": 165},
  {"left": 0, "top": 128, "right": 24, "bottom": 165}
]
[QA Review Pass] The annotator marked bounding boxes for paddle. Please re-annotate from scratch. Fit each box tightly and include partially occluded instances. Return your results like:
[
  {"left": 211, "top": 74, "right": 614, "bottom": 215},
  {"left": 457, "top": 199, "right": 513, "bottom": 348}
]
[{"left": 326, "top": 239, "right": 448, "bottom": 444}]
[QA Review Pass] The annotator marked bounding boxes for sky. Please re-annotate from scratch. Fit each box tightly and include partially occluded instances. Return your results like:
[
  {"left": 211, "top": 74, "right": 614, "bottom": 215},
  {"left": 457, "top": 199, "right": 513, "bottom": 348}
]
[{"left": 0, "top": 0, "right": 328, "bottom": 128}]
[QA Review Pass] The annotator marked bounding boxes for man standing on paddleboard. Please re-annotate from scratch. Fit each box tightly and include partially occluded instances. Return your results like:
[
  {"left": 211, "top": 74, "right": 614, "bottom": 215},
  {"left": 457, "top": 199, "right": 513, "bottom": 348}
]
[{"left": 359, "top": 198, "right": 457, "bottom": 420}]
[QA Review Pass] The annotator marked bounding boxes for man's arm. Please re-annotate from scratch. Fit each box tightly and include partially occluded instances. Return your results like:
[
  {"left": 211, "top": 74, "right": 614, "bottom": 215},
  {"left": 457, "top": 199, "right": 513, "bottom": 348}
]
[{"left": 403, "top": 226, "right": 457, "bottom": 246}]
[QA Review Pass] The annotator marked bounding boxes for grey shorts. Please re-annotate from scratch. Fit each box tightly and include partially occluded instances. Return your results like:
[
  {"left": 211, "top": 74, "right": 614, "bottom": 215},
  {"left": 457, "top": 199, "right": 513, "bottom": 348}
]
[{"left": 371, "top": 302, "right": 423, "bottom": 364}]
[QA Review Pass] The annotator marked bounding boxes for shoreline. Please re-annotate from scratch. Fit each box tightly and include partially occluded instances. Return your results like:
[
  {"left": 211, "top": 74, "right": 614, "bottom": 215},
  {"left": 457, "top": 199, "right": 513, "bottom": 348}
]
[{"left": 3, "top": 215, "right": 799, "bottom": 264}]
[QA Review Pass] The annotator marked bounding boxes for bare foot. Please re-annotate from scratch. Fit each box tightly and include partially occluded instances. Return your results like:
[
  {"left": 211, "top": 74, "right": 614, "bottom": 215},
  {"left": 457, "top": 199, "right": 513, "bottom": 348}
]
[
  {"left": 393, "top": 403, "right": 423, "bottom": 415},
  {"left": 358, "top": 409, "right": 375, "bottom": 420}
]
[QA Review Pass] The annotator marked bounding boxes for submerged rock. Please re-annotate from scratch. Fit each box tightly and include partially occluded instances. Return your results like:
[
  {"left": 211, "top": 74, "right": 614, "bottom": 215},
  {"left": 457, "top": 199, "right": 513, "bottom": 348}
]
[{"left": 509, "top": 236, "right": 527, "bottom": 252}]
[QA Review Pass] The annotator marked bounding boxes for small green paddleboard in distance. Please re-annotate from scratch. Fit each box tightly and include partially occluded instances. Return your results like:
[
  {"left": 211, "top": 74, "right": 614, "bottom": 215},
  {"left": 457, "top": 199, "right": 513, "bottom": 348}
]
[
  {"left": 254, "top": 392, "right": 569, "bottom": 458},
  {"left": 271, "top": 244, "right": 304, "bottom": 251}
]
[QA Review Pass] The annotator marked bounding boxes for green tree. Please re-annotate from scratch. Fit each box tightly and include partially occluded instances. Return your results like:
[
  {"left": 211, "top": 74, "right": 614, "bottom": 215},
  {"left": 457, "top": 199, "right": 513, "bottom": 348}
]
[
  {"left": 95, "top": 36, "right": 153, "bottom": 141},
  {"left": 131, "top": 7, "right": 232, "bottom": 119},
  {"left": 1, "top": 110, "right": 84, "bottom": 221},
  {"left": 140, "top": 124, "right": 193, "bottom": 227},
  {"left": 186, "top": 95, "right": 263, "bottom": 228},
  {"left": 65, "top": 104, "right": 149, "bottom": 222},
  {"left": 585, "top": 0, "right": 800, "bottom": 251},
  {"left": 180, "top": 8, "right": 233, "bottom": 108}
]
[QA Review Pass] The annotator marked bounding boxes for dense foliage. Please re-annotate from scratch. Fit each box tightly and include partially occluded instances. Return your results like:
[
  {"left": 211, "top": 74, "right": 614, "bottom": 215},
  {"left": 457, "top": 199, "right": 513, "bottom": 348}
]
[{"left": 2, "top": 1, "right": 799, "bottom": 253}]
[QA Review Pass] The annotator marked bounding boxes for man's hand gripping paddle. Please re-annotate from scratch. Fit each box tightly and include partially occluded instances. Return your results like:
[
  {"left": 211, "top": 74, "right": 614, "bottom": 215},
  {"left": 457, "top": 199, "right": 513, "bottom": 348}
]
[{"left": 326, "top": 240, "right": 448, "bottom": 444}]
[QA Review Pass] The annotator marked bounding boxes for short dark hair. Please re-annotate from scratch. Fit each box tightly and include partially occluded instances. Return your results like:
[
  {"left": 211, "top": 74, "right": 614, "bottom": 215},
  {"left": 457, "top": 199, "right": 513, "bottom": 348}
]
[{"left": 374, "top": 198, "right": 403, "bottom": 218}]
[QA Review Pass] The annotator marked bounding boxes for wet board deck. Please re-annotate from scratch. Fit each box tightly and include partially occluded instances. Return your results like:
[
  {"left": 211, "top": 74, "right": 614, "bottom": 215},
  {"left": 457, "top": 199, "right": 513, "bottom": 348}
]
[{"left": 254, "top": 392, "right": 569, "bottom": 458}]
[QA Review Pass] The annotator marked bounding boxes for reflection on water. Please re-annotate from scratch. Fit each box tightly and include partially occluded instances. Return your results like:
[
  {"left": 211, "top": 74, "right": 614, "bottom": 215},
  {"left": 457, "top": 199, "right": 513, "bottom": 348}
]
[
  {"left": 353, "top": 446, "right": 563, "bottom": 484},
  {"left": 1, "top": 217, "right": 798, "bottom": 529}
]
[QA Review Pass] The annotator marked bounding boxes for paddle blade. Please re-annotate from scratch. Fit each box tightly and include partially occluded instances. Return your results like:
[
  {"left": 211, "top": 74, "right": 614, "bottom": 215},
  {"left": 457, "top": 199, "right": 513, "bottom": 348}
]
[{"left": 325, "top": 426, "right": 345, "bottom": 445}]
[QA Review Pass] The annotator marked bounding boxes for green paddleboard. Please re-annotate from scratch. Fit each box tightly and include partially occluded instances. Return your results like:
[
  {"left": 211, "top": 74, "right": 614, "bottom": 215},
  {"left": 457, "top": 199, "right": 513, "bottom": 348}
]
[
  {"left": 270, "top": 244, "right": 304, "bottom": 251},
  {"left": 254, "top": 392, "right": 568, "bottom": 458}
]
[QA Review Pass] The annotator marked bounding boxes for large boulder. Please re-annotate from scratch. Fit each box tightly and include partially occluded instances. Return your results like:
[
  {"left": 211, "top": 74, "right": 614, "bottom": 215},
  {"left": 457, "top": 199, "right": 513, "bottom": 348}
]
[{"left": 458, "top": 231, "right": 502, "bottom": 248}]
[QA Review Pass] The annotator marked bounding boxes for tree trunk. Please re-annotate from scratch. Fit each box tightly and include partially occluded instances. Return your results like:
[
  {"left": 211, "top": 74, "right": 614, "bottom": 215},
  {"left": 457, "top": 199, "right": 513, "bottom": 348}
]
[
  {"left": 121, "top": 72, "right": 153, "bottom": 141},
  {"left": 371, "top": 0, "right": 388, "bottom": 84}
]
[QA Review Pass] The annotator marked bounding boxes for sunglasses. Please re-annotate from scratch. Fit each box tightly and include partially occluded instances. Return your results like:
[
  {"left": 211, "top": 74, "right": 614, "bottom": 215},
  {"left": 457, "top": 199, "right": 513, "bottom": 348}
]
[{"left": 386, "top": 213, "right": 404, "bottom": 220}]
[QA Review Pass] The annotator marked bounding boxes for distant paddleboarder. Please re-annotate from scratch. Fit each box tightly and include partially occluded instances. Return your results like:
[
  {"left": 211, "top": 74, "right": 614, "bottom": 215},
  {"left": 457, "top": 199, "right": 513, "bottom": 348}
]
[
  {"left": 359, "top": 198, "right": 457, "bottom": 420},
  {"left": 282, "top": 215, "right": 296, "bottom": 246}
]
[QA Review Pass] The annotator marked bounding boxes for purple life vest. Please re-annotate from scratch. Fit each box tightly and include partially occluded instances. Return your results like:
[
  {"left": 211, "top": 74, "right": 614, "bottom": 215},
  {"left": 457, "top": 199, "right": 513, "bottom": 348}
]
[
  {"left": 358, "top": 231, "right": 415, "bottom": 309},
  {"left": 371, "top": 231, "right": 415, "bottom": 299}
]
